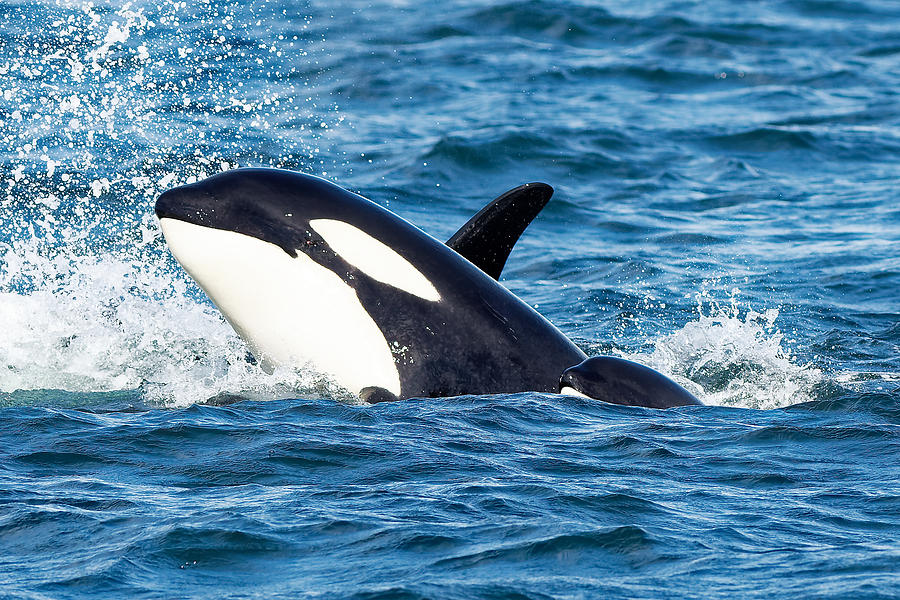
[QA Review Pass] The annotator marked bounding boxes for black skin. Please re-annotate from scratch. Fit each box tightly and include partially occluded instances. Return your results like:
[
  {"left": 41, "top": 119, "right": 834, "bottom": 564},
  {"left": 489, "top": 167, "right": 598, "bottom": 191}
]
[
  {"left": 447, "top": 182, "right": 552, "bottom": 280},
  {"left": 156, "top": 169, "right": 585, "bottom": 399},
  {"left": 560, "top": 356, "right": 702, "bottom": 408},
  {"left": 157, "top": 168, "right": 703, "bottom": 409}
]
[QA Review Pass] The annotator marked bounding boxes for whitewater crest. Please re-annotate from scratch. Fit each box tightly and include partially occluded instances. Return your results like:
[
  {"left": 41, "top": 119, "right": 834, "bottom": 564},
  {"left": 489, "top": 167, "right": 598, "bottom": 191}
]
[
  {"left": 0, "top": 240, "right": 351, "bottom": 407},
  {"left": 623, "top": 291, "right": 823, "bottom": 410}
]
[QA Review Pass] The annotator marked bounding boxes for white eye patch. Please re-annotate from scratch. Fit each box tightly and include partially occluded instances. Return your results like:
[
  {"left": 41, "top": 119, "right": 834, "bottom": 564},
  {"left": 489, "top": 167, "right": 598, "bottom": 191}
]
[{"left": 310, "top": 218, "right": 441, "bottom": 302}]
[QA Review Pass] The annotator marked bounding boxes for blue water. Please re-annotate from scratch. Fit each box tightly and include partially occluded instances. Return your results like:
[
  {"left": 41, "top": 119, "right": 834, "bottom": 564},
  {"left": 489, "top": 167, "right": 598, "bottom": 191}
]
[{"left": 1, "top": 0, "right": 899, "bottom": 598}]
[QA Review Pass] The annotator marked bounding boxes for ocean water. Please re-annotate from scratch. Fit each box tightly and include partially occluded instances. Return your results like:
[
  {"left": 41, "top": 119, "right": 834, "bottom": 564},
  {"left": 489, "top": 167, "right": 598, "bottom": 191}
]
[{"left": 1, "top": 0, "right": 899, "bottom": 597}]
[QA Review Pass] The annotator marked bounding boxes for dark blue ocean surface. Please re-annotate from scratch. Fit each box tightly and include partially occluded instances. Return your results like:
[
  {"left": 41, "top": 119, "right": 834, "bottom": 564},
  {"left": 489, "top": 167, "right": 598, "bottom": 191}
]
[{"left": 0, "top": 0, "right": 898, "bottom": 598}]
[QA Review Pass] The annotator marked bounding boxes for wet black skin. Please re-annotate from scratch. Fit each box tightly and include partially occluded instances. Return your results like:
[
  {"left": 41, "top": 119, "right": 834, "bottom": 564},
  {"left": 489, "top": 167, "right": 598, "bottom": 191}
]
[
  {"left": 156, "top": 168, "right": 703, "bottom": 408},
  {"left": 156, "top": 168, "right": 586, "bottom": 400},
  {"left": 560, "top": 357, "right": 702, "bottom": 408}
]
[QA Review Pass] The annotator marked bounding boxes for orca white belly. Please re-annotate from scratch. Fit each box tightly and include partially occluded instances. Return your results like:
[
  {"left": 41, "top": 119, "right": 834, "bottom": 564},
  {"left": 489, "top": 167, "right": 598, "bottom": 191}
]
[{"left": 159, "top": 217, "right": 401, "bottom": 396}]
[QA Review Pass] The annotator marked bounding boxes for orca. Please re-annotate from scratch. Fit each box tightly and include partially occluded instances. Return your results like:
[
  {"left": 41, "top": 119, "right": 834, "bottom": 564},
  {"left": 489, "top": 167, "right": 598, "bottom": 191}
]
[{"left": 155, "top": 169, "right": 701, "bottom": 408}]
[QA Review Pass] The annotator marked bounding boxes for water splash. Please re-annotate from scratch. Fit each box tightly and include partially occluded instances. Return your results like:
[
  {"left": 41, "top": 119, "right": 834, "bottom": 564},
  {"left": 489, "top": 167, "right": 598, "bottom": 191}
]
[
  {"left": 0, "top": 0, "right": 348, "bottom": 406},
  {"left": 0, "top": 0, "right": 336, "bottom": 246},
  {"left": 0, "top": 239, "right": 351, "bottom": 406},
  {"left": 628, "top": 290, "right": 823, "bottom": 410}
]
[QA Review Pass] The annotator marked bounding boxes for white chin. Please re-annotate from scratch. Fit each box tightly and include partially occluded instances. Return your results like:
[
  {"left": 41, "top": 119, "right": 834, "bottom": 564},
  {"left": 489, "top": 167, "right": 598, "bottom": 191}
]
[{"left": 559, "top": 386, "right": 591, "bottom": 399}]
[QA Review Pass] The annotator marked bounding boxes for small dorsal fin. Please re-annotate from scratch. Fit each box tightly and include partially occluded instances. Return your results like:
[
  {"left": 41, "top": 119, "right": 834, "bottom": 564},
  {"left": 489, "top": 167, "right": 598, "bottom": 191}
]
[{"left": 447, "top": 182, "right": 553, "bottom": 280}]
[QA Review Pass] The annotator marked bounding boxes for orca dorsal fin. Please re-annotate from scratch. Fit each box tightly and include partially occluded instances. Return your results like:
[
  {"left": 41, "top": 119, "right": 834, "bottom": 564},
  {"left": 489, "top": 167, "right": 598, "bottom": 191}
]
[{"left": 446, "top": 182, "right": 553, "bottom": 280}]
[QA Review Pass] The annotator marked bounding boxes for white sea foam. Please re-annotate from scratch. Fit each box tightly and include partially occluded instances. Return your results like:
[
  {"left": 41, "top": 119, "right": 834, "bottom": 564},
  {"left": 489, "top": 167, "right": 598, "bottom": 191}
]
[
  {"left": 0, "top": 240, "right": 348, "bottom": 407},
  {"left": 621, "top": 292, "right": 823, "bottom": 410}
]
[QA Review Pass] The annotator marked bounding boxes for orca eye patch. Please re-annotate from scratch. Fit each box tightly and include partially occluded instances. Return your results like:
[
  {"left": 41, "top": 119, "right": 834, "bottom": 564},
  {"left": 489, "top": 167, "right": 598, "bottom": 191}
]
[{"left": 309, "top": 219, "right": 441, "bottom": 302}]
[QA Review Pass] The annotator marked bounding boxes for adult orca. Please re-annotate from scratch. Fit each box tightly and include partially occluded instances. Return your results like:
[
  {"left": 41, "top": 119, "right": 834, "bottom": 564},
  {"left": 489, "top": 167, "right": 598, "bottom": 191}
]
[{"left": 155, "top": 168, "right": 701, "bottom": 408}]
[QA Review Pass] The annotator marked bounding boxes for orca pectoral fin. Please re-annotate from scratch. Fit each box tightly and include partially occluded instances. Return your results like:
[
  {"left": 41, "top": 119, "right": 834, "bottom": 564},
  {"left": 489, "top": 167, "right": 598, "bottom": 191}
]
[
  {"left": 447, "top": 182, "right": 553, "bottom": 280},
  {"left": 559, "top": 356, "right": 703, "bottom": 409},
  {"left": 360, "top": 386, "right": 401, "bottom": 404}
]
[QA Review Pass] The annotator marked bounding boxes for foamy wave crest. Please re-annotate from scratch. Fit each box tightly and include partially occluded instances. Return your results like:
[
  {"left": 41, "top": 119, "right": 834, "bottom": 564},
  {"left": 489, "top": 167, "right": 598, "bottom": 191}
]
[
  {"left": 0, "top": 241, "right": 350, "bottom": 407},
  {"left": 626, "top": 292, "right": 822, "bottom": 410}
]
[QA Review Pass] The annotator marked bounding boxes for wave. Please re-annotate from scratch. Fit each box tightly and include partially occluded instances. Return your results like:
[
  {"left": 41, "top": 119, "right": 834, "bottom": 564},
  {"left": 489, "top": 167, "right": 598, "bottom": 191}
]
[
  {"left": 434, "top": 525, "right": 659, "bottom": 569},
  {"left": 620, "top": 292, "right": 824, "bottom": 409},
  {"left": 705, "top": 127, "right": 819, "bottom": 153},
  {"left": 0, "top": 242, "right": 340, "bottom": 406}
]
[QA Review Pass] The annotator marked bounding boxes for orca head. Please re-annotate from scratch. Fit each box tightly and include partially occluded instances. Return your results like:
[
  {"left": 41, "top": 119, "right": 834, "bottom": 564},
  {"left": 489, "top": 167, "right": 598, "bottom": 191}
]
[
  {"left": 156, "top": 168, "right": 345, "bottom": 256},
  {"left": 559, "top": 356, "right": 702, "bottom": 409},
  {"left": 154, "top": 169, "right": 439, "bottom": 397}
]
